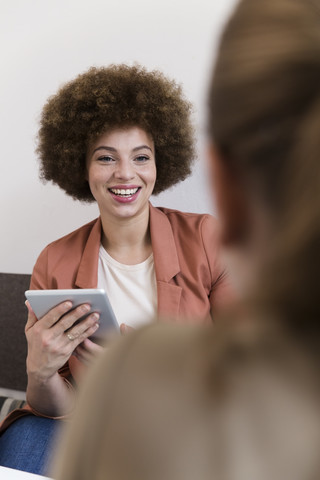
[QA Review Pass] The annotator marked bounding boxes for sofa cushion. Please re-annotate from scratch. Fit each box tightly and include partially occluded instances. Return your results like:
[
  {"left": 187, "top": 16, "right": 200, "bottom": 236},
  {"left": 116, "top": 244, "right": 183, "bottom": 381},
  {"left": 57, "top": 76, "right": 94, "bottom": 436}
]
[{"left": 0, "top": 272, "right": 31, "bottom": 391}]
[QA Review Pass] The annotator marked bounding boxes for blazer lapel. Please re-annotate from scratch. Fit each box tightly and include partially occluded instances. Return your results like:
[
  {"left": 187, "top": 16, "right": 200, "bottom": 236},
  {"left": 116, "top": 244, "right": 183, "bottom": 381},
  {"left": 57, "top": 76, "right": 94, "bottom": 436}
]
[
  {"left": 149, "top": 204, "right": 182, "bottom": 316},
  {"left": 75, "top": 217, "right": 102, "bottom": 288}
]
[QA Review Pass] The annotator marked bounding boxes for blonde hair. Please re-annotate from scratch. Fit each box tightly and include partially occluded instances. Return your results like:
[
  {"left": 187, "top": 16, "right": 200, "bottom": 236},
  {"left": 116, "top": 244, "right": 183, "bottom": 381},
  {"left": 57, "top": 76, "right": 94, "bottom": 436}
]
[{"left": 209, "top": 0, "right": 320, "bottom": 339}]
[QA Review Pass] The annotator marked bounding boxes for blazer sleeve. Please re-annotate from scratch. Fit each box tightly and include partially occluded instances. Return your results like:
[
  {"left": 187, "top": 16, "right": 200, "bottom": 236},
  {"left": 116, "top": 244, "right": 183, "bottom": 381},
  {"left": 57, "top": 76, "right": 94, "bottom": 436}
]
[
  {"left": 201, "top": 215, "right": 236, "bottom": 318},
  {"left": 28, "top": 245, "right": 74, "bottom": 384}
]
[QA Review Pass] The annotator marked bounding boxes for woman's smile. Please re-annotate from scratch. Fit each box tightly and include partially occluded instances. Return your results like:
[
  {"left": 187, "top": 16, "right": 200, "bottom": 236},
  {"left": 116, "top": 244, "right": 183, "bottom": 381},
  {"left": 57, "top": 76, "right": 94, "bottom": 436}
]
[
  {"left": 86, "top": 127, "right": 156, "bottom": 220},
  {"left": 108, "top": 185, "right": 141, "bottom": 203}
]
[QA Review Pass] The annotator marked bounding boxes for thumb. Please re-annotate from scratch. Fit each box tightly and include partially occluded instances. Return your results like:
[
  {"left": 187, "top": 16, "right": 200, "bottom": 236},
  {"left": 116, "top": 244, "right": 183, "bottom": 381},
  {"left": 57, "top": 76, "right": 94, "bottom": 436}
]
[
  {"left": 120, "top": 323, "right": 134, "bottom": 335},
  {"left": 25, "top": 300, "right": 38, "bottom": 330}
]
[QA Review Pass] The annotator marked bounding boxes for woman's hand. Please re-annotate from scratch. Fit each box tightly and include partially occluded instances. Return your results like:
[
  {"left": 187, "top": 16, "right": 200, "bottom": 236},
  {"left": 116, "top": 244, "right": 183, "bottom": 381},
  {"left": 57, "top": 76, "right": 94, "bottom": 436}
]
[
  {"left": 73, "top": 338, "right": 105, "bottom": 366},
  {"left": 25, "top": 300, "right": 100, "bottom": 383},
  {"left": 72, "top": 323, "right": 134, "bottom": 366}
]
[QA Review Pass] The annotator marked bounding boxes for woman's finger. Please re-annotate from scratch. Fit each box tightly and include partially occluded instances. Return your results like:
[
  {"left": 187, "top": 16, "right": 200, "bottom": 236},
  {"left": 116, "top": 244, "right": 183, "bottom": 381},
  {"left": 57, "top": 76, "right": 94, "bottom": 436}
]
[
  {"left": 63, "top": 313, "right": 100, "bottom": 343},
  {"left": 50, "top": 303, "right": 92, "bottom": 335},
  {"left": 81, "top": 338, "right": 104, "bottom": 354},
  {"left": 37, "top": 300, "right": 74, "bottom": 329},
  {"left": 120, "top": 323, "right": 134, "bottom": 335},
  {"left": 25, "top": 300, "right": 38, "bottom": 331},
  {"left": 73, "top": 338, "right": 104, "bottom": 365},
  {"left": 73, "top": 343, "right": 91, "bottom": 364}
]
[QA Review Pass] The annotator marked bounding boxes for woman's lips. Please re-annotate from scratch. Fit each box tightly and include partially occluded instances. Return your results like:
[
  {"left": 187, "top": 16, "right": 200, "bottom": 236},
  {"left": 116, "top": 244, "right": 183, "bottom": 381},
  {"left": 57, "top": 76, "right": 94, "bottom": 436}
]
[{"left": 108, "top": 187, "right": 141, "bottom": 203}]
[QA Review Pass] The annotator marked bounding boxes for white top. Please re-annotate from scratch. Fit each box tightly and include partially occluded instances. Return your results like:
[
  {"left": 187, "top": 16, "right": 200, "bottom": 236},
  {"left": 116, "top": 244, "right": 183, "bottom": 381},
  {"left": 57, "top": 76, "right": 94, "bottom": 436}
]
[{"left": 98, "top": 245, "right": 157, "bottom": 328}]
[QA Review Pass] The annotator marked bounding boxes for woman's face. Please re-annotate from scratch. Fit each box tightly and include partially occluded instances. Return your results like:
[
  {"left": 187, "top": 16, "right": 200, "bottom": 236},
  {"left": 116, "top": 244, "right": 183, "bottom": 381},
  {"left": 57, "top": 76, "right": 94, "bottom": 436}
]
[{"left": 86, "top": 126, "right": 156, "bottom": 221}]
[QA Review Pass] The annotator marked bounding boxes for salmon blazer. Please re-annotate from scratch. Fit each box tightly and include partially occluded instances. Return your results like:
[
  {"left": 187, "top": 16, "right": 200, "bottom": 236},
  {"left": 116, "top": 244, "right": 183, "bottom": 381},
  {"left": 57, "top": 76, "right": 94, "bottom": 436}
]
[{"left": 30, "top": 203, "right": 231, "bottom": 321}]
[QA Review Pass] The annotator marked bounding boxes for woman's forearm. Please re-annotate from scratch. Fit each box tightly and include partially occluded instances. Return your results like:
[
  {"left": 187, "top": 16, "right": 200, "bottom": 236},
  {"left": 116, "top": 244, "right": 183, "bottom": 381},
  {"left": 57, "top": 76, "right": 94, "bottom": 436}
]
[{"left": 26, "top": 371, "right": 75, "bottom": 417}]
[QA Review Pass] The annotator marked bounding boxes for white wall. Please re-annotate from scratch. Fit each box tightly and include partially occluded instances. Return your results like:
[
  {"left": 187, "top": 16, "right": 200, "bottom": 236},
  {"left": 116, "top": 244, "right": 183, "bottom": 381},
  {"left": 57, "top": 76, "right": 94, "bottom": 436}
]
[{"left": 0, "top": 0, "right": 236, "bottom": 274}]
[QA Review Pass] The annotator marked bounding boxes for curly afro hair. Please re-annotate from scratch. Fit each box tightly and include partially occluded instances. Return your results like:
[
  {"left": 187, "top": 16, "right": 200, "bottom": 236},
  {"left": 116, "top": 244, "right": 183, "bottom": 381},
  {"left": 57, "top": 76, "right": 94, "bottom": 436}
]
[{"left": 37, "top": 64, "right": 196, "bottom": 202}]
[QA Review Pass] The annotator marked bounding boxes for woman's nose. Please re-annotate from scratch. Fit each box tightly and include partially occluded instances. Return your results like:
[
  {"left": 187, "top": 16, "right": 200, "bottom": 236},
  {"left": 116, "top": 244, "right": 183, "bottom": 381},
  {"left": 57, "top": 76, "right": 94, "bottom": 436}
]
[{"left": 114, "top": 159, "right": 135, "bottom": 180}]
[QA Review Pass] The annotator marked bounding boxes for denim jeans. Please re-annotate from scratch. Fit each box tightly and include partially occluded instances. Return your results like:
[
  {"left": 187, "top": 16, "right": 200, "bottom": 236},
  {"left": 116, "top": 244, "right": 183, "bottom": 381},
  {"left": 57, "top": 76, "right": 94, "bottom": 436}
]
[{"left": 0, "top": 416, "right": 60, "bottom": 475}]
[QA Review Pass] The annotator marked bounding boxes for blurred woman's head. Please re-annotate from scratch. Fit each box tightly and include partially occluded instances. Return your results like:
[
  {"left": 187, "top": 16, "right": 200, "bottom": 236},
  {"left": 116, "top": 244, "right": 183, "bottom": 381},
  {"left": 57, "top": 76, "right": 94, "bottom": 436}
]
[
  {"left": 37, "top": 64, "right": 195, "bottom": 202},
  {"left": 208, "top": 0, "right": 320, "bottom": 329}
]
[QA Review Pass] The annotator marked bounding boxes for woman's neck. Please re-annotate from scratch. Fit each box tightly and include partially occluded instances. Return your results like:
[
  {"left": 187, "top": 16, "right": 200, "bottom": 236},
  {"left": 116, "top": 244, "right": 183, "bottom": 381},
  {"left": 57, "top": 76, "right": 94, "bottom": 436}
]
[{"left": 100, "top": 210, "right": 152, "bottom": 265}]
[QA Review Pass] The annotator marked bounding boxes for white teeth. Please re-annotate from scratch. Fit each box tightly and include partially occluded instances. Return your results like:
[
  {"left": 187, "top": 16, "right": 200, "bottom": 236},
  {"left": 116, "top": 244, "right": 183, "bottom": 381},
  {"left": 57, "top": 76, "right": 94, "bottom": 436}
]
[{"left": 110, "top": 188, "right": 139, "bottom": 196}]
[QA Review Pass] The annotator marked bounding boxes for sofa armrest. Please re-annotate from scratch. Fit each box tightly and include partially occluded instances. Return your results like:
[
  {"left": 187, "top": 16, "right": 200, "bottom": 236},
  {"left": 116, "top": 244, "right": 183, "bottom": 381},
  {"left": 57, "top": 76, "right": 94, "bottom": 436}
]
[{"left": 0, "top": 397, "right": 27, "bottom": 422}]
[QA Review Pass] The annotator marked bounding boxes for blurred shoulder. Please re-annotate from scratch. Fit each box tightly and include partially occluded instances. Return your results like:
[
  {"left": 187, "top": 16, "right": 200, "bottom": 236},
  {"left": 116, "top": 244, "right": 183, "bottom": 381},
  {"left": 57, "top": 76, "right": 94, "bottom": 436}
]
[{"left": 151, "top": 205, "right": 219, "bottom": 237}]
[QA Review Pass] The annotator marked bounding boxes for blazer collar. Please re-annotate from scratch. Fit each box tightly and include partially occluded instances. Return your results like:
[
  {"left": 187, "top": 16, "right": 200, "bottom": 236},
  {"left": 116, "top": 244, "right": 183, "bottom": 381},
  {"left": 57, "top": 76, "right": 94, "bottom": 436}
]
[{"left": 74, "top": 204, "right": 181, "bottom": 288}]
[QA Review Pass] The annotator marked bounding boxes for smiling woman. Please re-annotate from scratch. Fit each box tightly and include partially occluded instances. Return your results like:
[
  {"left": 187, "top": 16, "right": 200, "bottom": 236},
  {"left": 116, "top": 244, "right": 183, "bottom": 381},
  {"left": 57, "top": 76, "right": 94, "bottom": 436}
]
[
  {"left": 86, "top": 127, "right": 157, "bottom": 228},
  {"left": 0, "top": 64, "right": 234, "bottom": 476}
]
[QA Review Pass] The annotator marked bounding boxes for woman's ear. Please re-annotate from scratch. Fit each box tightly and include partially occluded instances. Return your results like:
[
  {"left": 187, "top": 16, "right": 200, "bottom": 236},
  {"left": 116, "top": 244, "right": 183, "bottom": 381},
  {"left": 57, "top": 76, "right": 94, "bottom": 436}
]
[{"left": 207, "top": 143, "right": 250, "bottom": 246}]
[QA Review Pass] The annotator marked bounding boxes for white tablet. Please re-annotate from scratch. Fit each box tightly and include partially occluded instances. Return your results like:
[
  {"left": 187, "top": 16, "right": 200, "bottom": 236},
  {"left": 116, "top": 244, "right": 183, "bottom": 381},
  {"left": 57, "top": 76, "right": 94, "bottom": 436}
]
[{"left": 25, "top": 288, "right": 119, "bottom": 340}]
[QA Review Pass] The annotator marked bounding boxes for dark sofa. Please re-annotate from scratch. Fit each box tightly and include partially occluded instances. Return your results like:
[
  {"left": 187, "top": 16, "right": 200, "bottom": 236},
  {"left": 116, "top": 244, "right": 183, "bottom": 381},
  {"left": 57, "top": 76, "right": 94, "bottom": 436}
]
[{"left": 0, "top": 272, "right": 31, "bottom": 420}]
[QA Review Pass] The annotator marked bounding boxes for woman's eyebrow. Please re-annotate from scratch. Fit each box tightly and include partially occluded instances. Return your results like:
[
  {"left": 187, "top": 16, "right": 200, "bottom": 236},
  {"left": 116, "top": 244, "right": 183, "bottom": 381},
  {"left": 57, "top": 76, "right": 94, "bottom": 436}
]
[
  {"left": 92, "top": 145, "right": 152, "bottom": 154},
  {"left": 93, "top": 146, "right": 117, "bottom": 154},
  {"left": 132, "top": 145, "right": 153, "bottom": 153}
]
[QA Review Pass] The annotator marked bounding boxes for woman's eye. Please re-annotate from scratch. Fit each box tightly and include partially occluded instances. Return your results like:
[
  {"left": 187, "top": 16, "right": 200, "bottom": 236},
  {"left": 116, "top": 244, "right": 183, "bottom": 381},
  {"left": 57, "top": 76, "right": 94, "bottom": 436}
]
[
  {"left": 98, "top": 156, "right": 114, "bottom": 163},
  {"left": 135, "top": 155, "right": 149, "bottom": 162}
]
